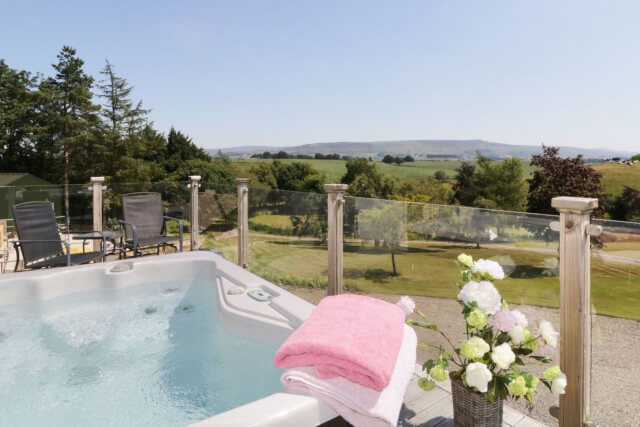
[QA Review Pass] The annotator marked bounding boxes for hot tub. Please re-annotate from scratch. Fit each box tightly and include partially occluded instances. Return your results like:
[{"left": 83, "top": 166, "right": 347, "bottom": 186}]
[{"left": 0, "top": 251, "right": 337, "bottom": 426}]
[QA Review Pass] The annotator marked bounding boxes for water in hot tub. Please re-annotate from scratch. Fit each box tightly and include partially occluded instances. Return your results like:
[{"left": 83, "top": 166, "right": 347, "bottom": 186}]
[{"left": 0, "top": 279, "right": 285, "bottom": 426}]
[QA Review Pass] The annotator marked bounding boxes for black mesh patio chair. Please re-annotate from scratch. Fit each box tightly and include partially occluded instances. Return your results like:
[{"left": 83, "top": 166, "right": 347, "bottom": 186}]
[
  {"left": 11, "top": 201, "right": 106, "bottom": 272},
  {"left": 119, "top": 192, "right": 183, "bottom": 257}
]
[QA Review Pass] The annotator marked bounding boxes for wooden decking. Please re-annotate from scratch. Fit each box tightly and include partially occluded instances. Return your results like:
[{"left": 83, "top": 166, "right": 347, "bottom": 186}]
[{"left": 398, "top": 365, "right": 548, "bottom": 427}]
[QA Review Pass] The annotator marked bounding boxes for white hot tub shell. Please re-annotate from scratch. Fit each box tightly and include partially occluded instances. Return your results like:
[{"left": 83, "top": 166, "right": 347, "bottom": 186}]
[{"left": 0, "top": 251, "right": 338, "bottom": 427}]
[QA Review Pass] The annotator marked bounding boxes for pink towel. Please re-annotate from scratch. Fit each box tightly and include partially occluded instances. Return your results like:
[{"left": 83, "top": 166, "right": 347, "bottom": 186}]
[
  {"left": 281, "top": 325, "right": 417, "bottom": 427},
  {"left": 274, "top": 294, "right": 405, "bottom": 391}
]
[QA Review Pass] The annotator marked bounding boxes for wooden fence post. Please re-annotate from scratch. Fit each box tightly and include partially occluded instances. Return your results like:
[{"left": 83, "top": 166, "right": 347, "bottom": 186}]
[
  {"left": 324, "top": 184, "right": 348, "bottom": 296},
  {"left": 552, "top": 196, "right": 598, "bottom": 427},
  {"left": 189, "top": 175, "right": 201, "bottom": 251},
  {"left": 236, "top": 178, "right": 250, "bottom": 268},
  {"left": 90, "top": 177, "right": 104, "bottom": 253}
]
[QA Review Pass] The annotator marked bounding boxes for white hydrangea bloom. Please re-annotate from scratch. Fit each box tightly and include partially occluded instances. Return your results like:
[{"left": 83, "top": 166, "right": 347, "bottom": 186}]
[
  {"left": 511, "top": 309, "right": 528, "bottom": 328},
  {"left": 551, "top": 373, "right": 567, "bottom": 394},
  {"left": 538, "top": 320, "right": 559, "bottom": 348},
  {"left": 458, "top": 281, "right": 502, "bottom": 315},
  {"left": 471, "top": 259, "right": 505, "bottom": 280},
  {"left": 509, "top": 325, "right": 526, "bottom": 344},
  {"left": 396, "top": 296, "right": 416, "bottom": 317},
  {"left": 491, "top": 343, "right": 516, "bottom": 370},
  {"left": 465, "top": 362, "right": 493, "bottom": 393}
]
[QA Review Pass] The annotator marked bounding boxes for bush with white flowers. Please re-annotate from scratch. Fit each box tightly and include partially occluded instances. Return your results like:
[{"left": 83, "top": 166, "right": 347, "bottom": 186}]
[{"left": 406, "top": 253, "right": 566, "bottom": 403}]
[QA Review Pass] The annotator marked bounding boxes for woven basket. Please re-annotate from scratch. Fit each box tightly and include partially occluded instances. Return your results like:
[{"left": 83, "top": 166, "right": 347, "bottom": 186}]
[{"left": 451, "top": 376, "right": 503, "bottom": 427}]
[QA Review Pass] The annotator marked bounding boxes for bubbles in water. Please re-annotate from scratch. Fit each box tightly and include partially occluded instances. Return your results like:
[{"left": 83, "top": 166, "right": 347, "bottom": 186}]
[
  {"left": 0, "top": 331, "right": 6, "bottom": 343},
  {"left": 145, "top": 307, "right": 158, "bottom": 315},
  {"left": 67, "top": 364, "right": 101, "bottom": 386},
  {"left": 175, "top": 304, "right": 195, "bottom": 313},
  {"left": 161, "top": 287, "right": 178, "bottom": 295}
]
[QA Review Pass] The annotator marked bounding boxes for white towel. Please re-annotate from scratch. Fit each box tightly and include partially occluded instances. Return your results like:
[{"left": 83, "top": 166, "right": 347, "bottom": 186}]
[{"left": 280, "top": 324, "right": 417, "bottom": 427}]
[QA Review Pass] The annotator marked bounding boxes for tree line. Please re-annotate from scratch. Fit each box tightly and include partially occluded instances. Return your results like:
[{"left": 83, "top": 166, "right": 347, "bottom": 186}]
[{"left": 1, "top": 46, "right": 235, "bottom": 209}]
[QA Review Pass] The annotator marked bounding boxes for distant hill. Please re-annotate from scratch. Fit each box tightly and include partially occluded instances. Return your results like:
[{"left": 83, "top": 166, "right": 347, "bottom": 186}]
[{"left": 209, "top": 139, "right": 633, "bottom": 160}]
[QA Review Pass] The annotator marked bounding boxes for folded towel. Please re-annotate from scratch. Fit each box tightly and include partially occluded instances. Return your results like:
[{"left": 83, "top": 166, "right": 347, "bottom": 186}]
[
  {"left": 274, "top": 294, "right": 405, "bottom": 390},
  {"left": 281, "top": 324, "right": 417, "bottom": 427}
]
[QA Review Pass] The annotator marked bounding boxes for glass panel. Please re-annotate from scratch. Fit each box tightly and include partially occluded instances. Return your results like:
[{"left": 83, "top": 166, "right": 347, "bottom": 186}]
[
  {"left": 344, "top": 196, "right": 561, "bottom": 424},
  {"left": 0, "top": 184, "right": 92, "bottom": 233},
  {"left": 590, "top": 218, "right": 640, "bottom": 426},
  {"left": 197, "top": 182, "right": 237, "bottom": 257},
  {"left": 242, "top": 188, "right": 328, "bottom": 289}
]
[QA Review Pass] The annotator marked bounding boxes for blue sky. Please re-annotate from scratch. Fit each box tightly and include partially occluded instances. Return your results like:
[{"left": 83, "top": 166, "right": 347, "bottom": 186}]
[{"left": 1, "top": 0, "right": 638, "bottom": 151}]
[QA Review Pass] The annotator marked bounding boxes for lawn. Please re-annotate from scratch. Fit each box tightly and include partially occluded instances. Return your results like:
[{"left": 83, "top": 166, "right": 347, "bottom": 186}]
[
  {"left": 203, "top": 234, "right": 640, "bottom": 320},
  {"left": 592, "top": 162, "right": 640, "bottom": 196},
  {"left": 231, "top": 158, "right": 538, "bottom": 183}
]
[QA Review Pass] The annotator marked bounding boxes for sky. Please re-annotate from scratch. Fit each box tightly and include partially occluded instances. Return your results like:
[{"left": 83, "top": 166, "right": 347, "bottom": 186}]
[{"left": 1, "top": 0, "right": 638, "bottom": 151}]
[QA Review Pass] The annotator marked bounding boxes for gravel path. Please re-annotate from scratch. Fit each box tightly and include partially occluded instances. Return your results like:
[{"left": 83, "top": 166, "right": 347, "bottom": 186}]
[{"left": 282, "top": 286, "right": 639, "bottom": 427}]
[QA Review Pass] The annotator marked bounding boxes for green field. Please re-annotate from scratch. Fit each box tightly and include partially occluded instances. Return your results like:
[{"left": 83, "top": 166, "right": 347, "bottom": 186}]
[
  {"left": 231, "top": 158, "right": 539, "bottom": 183},
  {"left": 592, "top": 162, "right": 640, "bottom": 196},
  {"left": 204, "top": 233, "right": 640, "bottom": 320}
]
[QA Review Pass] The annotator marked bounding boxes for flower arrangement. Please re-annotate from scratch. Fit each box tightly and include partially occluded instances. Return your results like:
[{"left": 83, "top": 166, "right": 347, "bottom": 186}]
[{"left": 403, "top": 253, "right": 566, "bottom": 403}]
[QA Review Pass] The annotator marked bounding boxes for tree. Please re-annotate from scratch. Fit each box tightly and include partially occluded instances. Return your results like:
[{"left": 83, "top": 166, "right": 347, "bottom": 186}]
[
  {"left": 358, "top": 203, "right": 406, "bottom": 275},
  {"left": 341, "top": 158, "right": 396, "bottom": 198},
  {"left": 165, "top": 127, "right": 210, "bottom": 173},
  {"left": 452, "top": 162, "right": 477, "bottom": 206},
  {"left": 631, "top": 154, "right": 640, "bottom": 161},
  {"left": 393, "top": 156, "right": 403, "bottom": 165},
  {"left": 314, "top": 153, "right": 326, "bottom": 159},
  {"left": 474, "top": 155, "right": 527, "bottom": 211},
  {"left": 0, "top": 60, "right": 39, "bottom": 173},
  {"left": 403, "top": 155, "right": 415, "bottom": 162},
  {"left": 251, "top": 160, "right": 321, "bottom": 192},
  {"left": 528, "top": 145, "right": 606, "bottom": 216},
  {"left": 434, "top": 170, "right": 447, "bottom": 181},
  {"left": 96, "top": 60, "right": 150, "bottom": 177},
  {"left": 608, "top": 186, "right": 640, "bottom": 222},
  {"left": 382, "top": 154, "right": 395, "bottom": 164},
  {"left": 43, "top": 46, "right": 101, "bottom": 213}
]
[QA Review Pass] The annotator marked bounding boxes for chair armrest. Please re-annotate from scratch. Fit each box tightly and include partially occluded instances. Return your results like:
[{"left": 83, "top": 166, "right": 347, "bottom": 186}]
[
  {"left": 164, "top": 216, "right": 184, "bottom": 252},
  {"left": 72, "top": 231, "right": 107, "bottom": 255},
  {"left": 119, "top": 221, "right": 138, "bottom": 250}
]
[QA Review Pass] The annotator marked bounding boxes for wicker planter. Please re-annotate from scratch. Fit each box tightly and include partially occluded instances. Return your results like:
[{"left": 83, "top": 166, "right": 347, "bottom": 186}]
[{"left": 451, "top": 376, "right": 503, "bottom": 427}]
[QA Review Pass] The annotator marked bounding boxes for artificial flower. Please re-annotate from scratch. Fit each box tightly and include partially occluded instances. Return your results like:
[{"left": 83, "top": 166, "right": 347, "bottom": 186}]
[
  {"left": 544, "top": 366, "right": 562, "bottom": 381},
  {"left": 538, "top": 320, "right": 559, "bottom": 348},
  {"left": 429, "top": 365, "right": 449, "bottom": 382},
  {"left": 457, "top": 253, "right": 474, "bottom": 268},
  {"left": 509, "top": 325, "right": 526, "bottom": 344},
  {"left": 491, "top": 343, "right": 516, "bottom": 370},
  {"left": 551, "top": 373, "right": 567, "bottom": 395},
  {"left": 508, "top": 376, "right": 527, "bottom": 396},
  {"left": 396, "top": 296, "right": 416, "bottom": 317},
  {"left": 460, "top": 337, "right": 490, "bottom": 360},
  {"left": 465, "top": 362, "right": 493, "bottom": 393},
  {"left": 490, "top": 309, "right": 516, "bottom": 332},
  {"left": 472, "top": 259, "right": 505, "bottom": 280},
  {"left": 466, "top": 309, "right": 488, "bottom": 329},
  {"left": 458, "top": 281, "right": 502, "bottom": 315},
  {"left": 511, "top": 309, "right": 528, "bottom": 327}
]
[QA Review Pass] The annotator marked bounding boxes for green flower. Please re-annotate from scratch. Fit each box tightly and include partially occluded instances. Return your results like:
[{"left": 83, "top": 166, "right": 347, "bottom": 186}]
[
  {"left": 457, "top": 253, "right": 474, "bottom": 268},
  {"left": 466, "top": 309, "right": 488, "bottom": 329},
  {"left": 429, "top": 365, "right": 449, "bottom": 382},
  {"left": 522, "top": 329, "right": 539, "bottom": 351},
  {"left": 544, "top": 366, "right": 562, "bottom": 381},
  {"left": 460, "top": 337, "right": 490, "bottom": 360},
  {"left": 508, "top": 376, "right": 528, "bottom": 396},
  {"left": 529, "top": 376, "right": 540, "bottom": 393}
]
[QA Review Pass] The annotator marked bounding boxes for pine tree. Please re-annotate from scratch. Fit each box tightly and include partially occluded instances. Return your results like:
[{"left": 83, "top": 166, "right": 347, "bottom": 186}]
[{"left": 43, "top": 46, "right": 100, "bottom": 213}]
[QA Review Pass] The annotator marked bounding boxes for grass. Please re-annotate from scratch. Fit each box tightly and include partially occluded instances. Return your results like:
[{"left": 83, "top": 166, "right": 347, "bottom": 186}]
[
  {"left": 203, "top": 234, "right": 640, "bottom": 321},
  {"left": 231, "top": 159, "right": 539, "bottom": 183},
  {"left": 592, "top": 162, "right": 640, "bottom": 196},
  {"left": 233, "top": 159, "right": 640, "bottom": 197}
]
